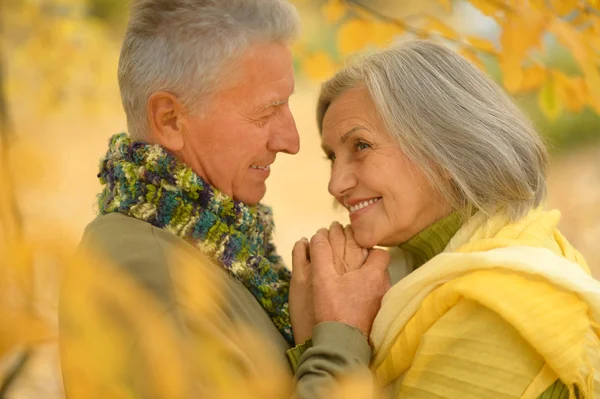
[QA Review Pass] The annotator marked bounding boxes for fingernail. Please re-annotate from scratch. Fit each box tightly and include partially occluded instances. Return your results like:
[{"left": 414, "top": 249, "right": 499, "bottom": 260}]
[{"left": 301, "top": 237, "right": 309, "bottom": 243}]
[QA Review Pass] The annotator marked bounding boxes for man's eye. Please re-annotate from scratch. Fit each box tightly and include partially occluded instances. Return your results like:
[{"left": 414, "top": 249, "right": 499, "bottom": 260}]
[{"left": 254, "top": 116, "right": 271, "bottom": 126}]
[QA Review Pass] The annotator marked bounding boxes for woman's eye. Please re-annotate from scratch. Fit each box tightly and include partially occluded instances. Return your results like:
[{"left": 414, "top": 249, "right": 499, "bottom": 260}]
[{"left": 355, "top": 141, "right": 371, "bottom": 151}]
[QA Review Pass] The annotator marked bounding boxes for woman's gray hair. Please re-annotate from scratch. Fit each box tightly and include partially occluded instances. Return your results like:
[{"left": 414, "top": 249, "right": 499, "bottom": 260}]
[
  {"left": 119, "top": 0, "right": 300, "bottom": 140},
  {"left": 317, "top": 40, "right": 549, "bottom": 221}
]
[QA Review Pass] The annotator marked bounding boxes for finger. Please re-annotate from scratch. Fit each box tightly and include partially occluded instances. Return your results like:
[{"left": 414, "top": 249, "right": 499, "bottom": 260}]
[
  {"left": 343, "top": 225, "right": 367, "bottom": 270},
  {"left": 362, "top": 248, "right": 391, "bottom": 272},
  {"left": 329, "top": 222, "right": 346, "bottom": 273},
  {"left": 292, "top": 238, "right": 310, "bottom": 281},
  {"left": 310, "top": 229, "right": 337, "bottom": 278}
]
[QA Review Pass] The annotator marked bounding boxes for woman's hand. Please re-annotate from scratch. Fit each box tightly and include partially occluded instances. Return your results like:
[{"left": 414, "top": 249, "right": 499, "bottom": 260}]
[
  {"left": 290, "top": 222, "right": 389, "bottom": 344},
  {"left": 311, "top": 224, "right": 391, "bottom": 337}
]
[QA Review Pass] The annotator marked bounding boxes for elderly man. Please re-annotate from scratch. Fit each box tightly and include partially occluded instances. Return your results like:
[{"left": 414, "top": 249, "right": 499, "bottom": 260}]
[{"left": 59, "top": 0, "right": 389, "bottom": 398}]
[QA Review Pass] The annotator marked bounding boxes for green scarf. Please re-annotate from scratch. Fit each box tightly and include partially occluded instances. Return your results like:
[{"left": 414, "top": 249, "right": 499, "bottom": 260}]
[{"left": 97, "top": 133, "right": 293, "bottom": 345}]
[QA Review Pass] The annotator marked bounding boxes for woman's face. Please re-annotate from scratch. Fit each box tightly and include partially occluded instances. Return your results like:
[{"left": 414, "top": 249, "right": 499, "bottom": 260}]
[{"left": 321, "top": 86, "right": 452, "bottom": 248}]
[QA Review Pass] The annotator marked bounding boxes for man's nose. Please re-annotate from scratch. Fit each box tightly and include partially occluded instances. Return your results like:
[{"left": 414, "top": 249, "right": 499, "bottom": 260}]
[{"left": 267, "top": 105, "right": 300, "bottom": 155}]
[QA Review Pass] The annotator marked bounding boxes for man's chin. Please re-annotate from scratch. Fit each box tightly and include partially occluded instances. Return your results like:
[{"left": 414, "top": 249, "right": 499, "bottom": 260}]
[{"left": 234, "top": 185, "right": 267, "bottom": 206}]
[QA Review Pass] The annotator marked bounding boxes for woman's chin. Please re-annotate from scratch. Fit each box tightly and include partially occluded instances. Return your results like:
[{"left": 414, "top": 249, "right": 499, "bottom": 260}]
[{"left": 353, "top": 230, "right": 381, "bottom": 250}]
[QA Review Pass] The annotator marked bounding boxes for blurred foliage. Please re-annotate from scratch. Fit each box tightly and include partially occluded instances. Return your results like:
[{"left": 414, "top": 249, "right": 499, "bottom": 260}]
[
  {"left": 291, "top": 0, "right": 600, "bottom": 150},
  {"left": 0, "top": 1, "right": 598, "bottom": 396},
  {"left": 293, "top": 0, "right": 600, "bottom": 118}
]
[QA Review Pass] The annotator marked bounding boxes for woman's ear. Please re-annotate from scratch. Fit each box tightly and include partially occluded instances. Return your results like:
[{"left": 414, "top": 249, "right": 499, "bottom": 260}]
[{"left": 147, "top": 91, "right": 185, "bottom": 151}]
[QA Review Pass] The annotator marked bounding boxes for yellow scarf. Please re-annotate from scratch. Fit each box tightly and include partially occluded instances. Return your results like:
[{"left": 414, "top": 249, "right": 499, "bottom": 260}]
[{"left": 371, "top": 208, "right": 600, "bottom": 399}]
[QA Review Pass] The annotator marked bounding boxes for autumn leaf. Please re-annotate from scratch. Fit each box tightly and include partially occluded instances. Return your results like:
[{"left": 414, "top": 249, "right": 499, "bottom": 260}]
[
  {"left": 538, "top": 74, "right": 563, "bottom": 120},
  {"left": 468, "top": 0, "right": 505, "bottom": 17},
  {"left": 424, "top": 17, "right": 461, "bottom": 40},
  {"left": 550, "top": 19, "right": 600, "bottom": 102},
  {"left": 466, "top": 35, "right": 497, "bottom": 54},
  {"left": 500, "top": 59, "right": 523, "bottom": 93},
  {"left": 519, "top": 64, "right": 548, "bottom": 92},
  {"left": 321, "top": 0, "right": 346, "bottom": 24},
  {"left": 549, "top": 0, "right": 578, "bottom": 16},
  {"left": 302, "top": 51, "right": 339, "bottom": 80},
  {"left": 553, "top": 72, "right": 586, "bottom": 113},
  {"left": 499, "top": 4, "right": 547, "bottom": 69},
  {"left": 337, "top": 19, "right": 373, "bottom": 55}
]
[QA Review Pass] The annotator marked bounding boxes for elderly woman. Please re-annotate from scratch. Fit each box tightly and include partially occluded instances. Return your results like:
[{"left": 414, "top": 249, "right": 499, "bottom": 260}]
[{"left": 289, "top": 40, "right": 600, "bottom": 399}]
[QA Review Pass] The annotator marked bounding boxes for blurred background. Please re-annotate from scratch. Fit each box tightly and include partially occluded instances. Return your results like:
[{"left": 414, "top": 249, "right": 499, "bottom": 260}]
[{"left": 1, "top": 0, "right": 599, "bottom": 397}]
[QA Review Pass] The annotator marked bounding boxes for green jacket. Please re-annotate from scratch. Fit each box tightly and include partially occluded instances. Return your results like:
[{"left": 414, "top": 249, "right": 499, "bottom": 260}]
[{"left": 59, "top": 213, "right": 371, "bottom": 398}]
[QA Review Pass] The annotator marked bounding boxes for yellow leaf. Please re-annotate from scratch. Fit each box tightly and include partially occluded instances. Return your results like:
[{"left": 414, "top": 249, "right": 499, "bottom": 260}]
[
  {"left": 553, "top": 72, "right": 586, "bottom": 113},
  {"left": 466, "top": 35, "right": 497, "bottom": 54},
  {"left": 435, "top": 0, "right": 453, "bottom": 12},
  {"left": 458, "top": 47, "right": 486, "bottom": 71},
  {"left": 500, "top": 60, "right": 523, "bottom": 93},
  {"left": 529, "top": 0, "right": 546, "bottom": 10},
  {"left": 549, "top": 0, "right": 578, "bottom": 16},
  {"left": 468, "top": 0, "right": 503, "bottom": 16},
  {"left": 337, "top": 19, "right": 373, "bottom": 55},
  {"left": 550, "top": 19, "right": 600, "bottom": 101},
  {"left": 321, "top": 0, "right": 346, "bottom": 24},
  {"left": 425, "top": 17, "right": 461, "bottom": 40},
  {"left": 500, "top": 5, "right": 546, "bottom": 69},
  {"left": 303, "top": 51, "right": 339, "bottom": 80},
  {"left": 538, "top": 75, "right": 563, "bottom": 120},
  {"left": 550, "top": 19, "right": 587, "bottom": 65},
  {"left": 519, "top": 64, "right": 547, "bottom": 92},
  {"left": 371, "top": 21, "right": 404, "bottom": 48}
]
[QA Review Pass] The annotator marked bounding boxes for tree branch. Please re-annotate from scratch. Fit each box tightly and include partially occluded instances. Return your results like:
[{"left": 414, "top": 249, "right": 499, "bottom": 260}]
[{"left": 345, "top": 0, "right": 500, "bottom": 57}]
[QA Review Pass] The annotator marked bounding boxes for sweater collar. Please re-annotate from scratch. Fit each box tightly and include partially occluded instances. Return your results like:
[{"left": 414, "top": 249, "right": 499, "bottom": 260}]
[{"left": 399, "top": 211, "right": 465, "bottom": 269}]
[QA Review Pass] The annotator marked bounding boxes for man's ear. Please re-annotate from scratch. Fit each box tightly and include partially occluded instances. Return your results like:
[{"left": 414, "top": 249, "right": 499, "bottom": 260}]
[{"left": 147, "top": 91, "right": 185, "bottom": 151}]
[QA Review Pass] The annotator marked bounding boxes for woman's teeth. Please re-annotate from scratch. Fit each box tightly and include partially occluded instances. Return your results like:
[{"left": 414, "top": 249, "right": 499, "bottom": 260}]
[
  {"left": 348, "top": 198, "right": 381, "bottom": 213},
  {"left": 251, "top": 165, "right": 269, "bottom": 170}
]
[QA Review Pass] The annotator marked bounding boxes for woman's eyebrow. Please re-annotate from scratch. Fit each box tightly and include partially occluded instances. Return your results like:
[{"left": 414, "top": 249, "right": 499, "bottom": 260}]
[{"left": 340, "top": 126, "right": 367, "bottom": 144}]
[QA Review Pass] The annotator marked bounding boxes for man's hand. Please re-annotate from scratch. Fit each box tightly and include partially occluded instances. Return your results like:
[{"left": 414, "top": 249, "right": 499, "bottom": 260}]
[{"left": 290, "top": 237, "right": 315, "bottom": 345}]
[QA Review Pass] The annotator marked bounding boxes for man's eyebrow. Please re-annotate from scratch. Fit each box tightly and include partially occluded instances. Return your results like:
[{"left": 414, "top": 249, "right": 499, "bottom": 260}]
[
  {"left": 256, "top": 88, "right": 295, "bottom": 113},
  {"left": 257, "top": 99, "right": 288, "bottom": 113}
]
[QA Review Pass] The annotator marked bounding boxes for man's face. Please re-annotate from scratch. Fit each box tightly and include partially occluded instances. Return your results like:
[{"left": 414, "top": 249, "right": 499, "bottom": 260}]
[{"left": 179, "top": 42, "right": 299, "bottom": 205}]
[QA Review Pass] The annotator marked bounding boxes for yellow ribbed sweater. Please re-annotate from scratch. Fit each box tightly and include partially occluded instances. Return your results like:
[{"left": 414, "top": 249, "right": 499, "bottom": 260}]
[{"left": 371, "top": 208, "right": 599, "bottom": 399}]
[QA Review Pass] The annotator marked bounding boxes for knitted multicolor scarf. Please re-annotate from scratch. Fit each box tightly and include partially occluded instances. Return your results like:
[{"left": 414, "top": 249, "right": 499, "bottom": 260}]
[{"left": 97, "top": 133, "right": 293, "bottom": 345}]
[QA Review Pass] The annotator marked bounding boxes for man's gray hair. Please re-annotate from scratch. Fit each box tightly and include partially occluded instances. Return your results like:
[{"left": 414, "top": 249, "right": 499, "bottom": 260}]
[
  {"left": 317, "top": 40, "right": 549, "bottom": 221},
  {"left": 119, "top": 0, "right": 300, "bottom": 139}
]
